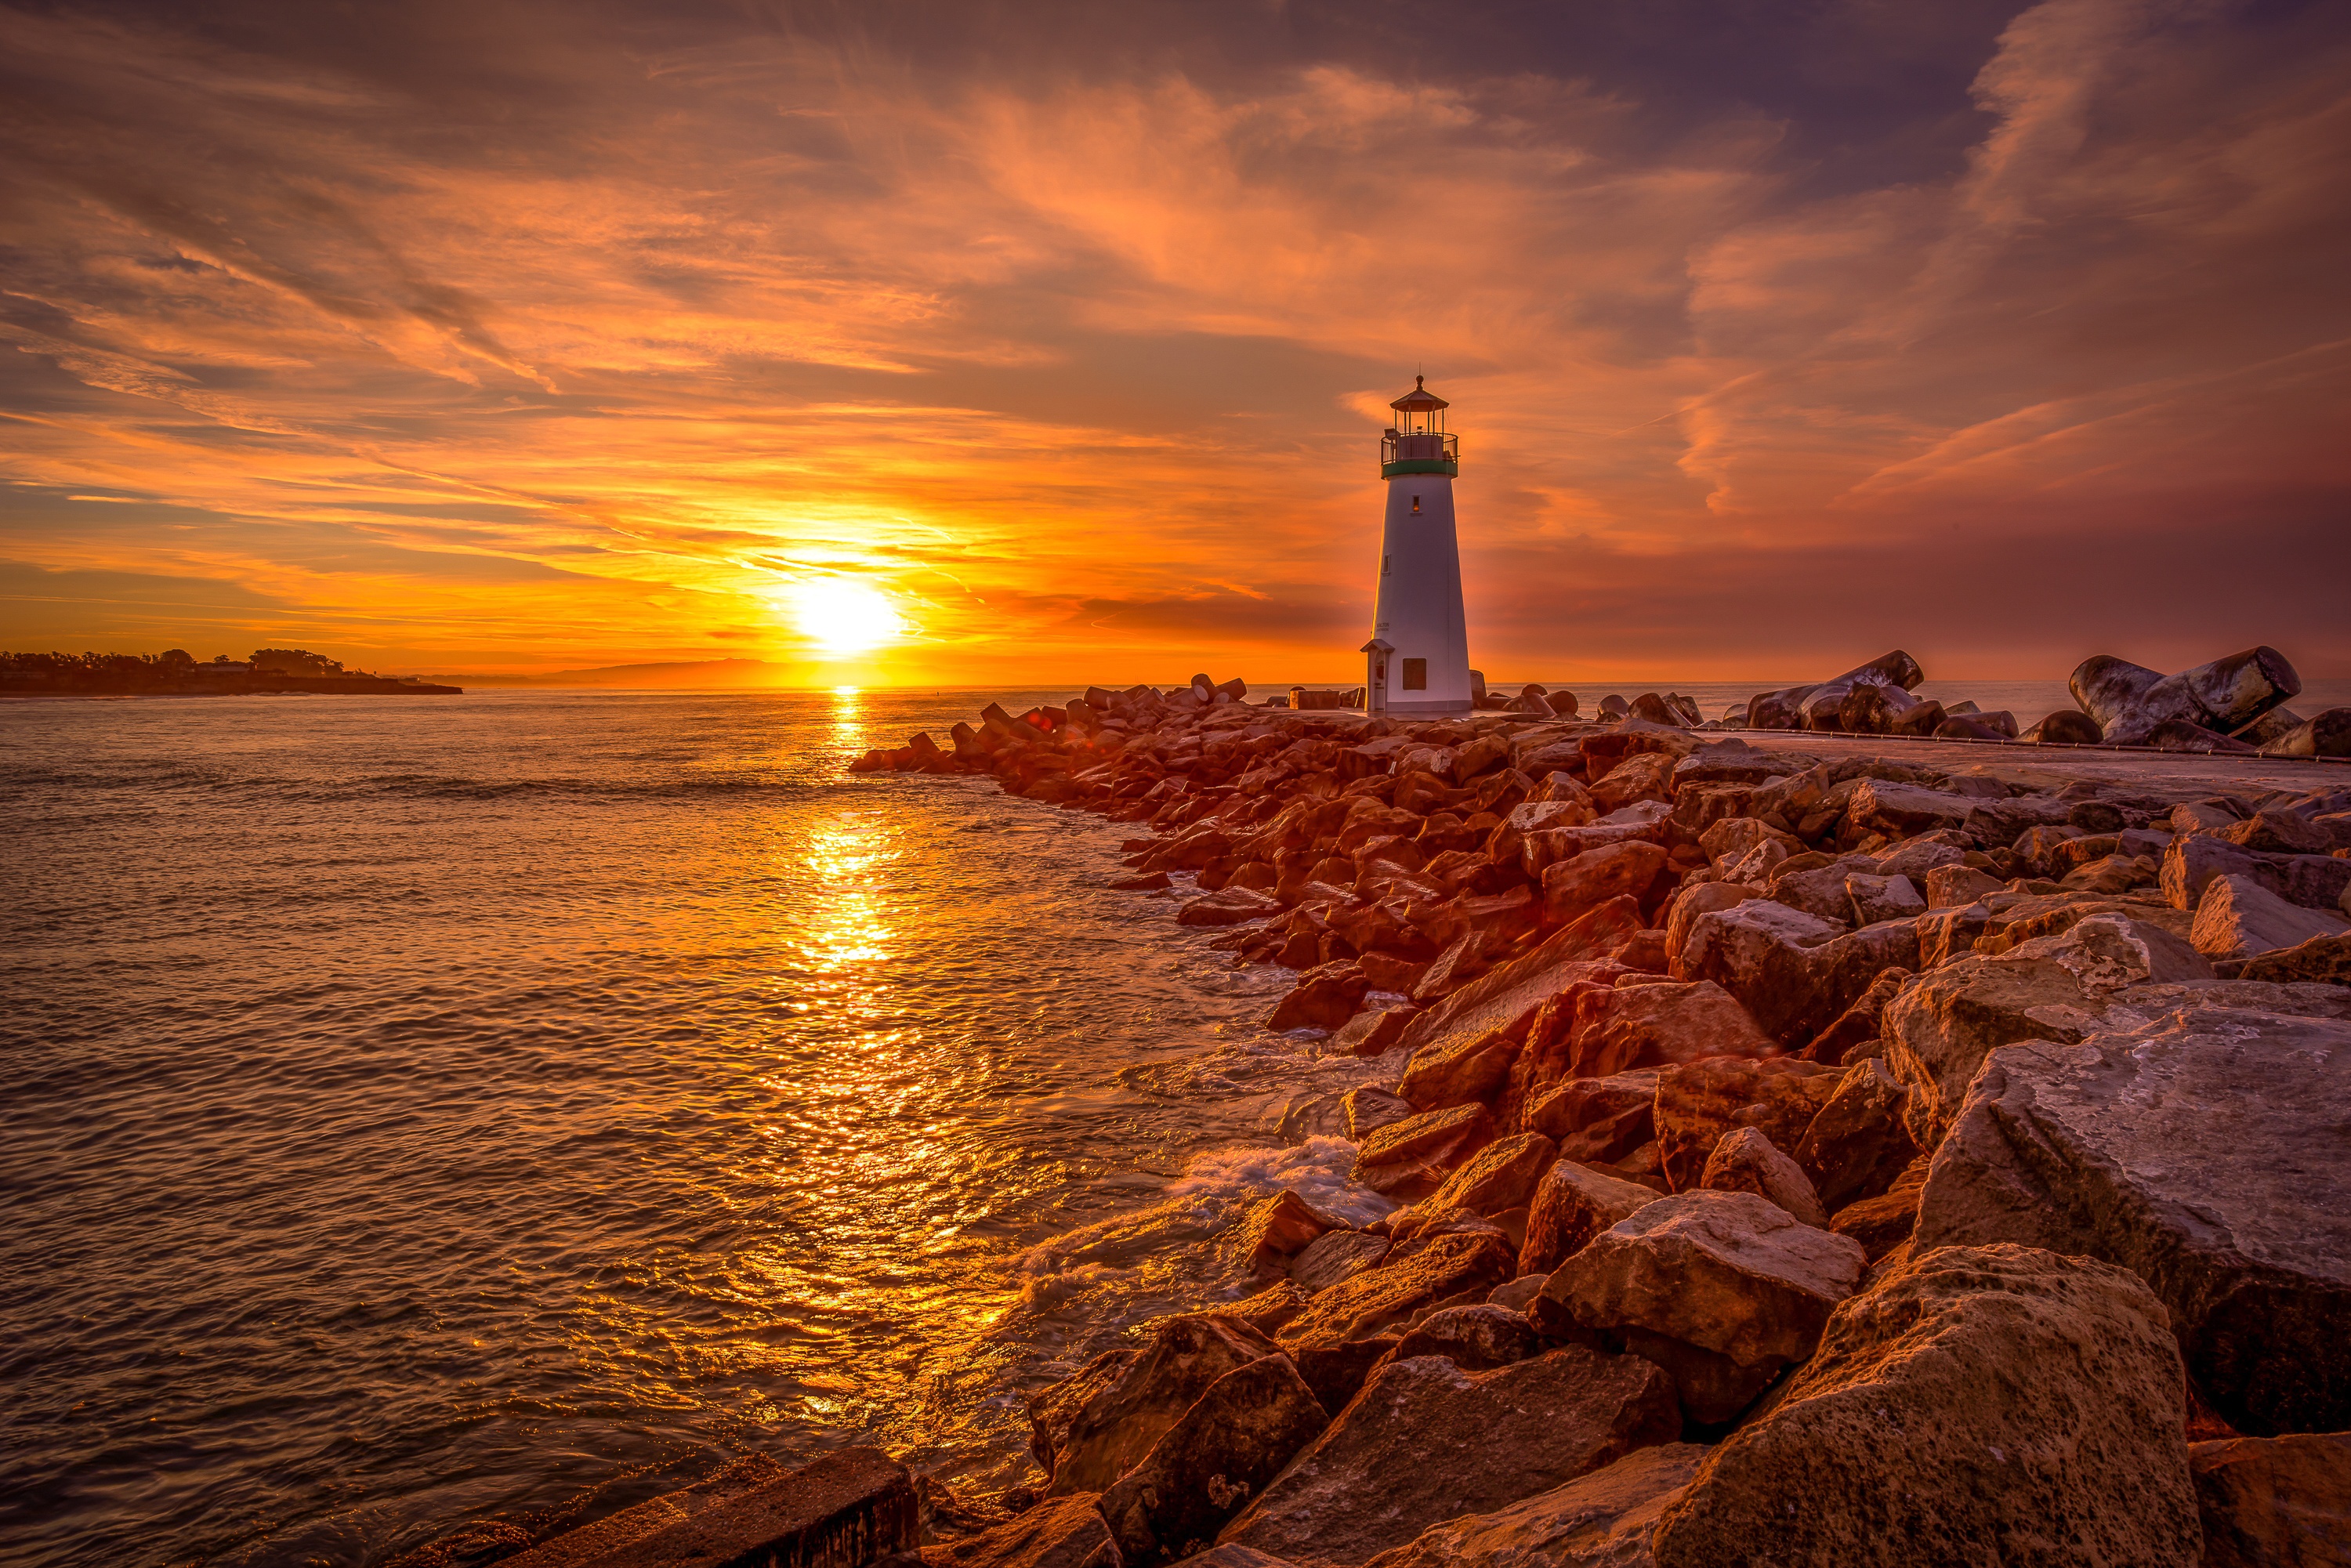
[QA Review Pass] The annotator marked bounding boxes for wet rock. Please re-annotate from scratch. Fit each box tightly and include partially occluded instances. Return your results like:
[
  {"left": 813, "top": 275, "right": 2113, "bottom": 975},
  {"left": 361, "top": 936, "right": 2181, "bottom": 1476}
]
[
  {"left": 1541, "top": 842, "right": 1669, "bottom": 923},
  {"left": 1527, "top": 1070, "right": 1657, "bottom": 1164},
  {"left": 1354, "top": 1103, "right": 1497, "bottom": 1200},
  {"left": 1277, "top": 1231, "right": 1516, "bottom": 1353},
  {"left": 1031, "top": 1350, "right": 1140, "bottom": 1479},
  {"left": 1882, "top": 912, "right": 2213, "bottom": 1145},
  {"left": 1046, "top": 1316, "right": 1282, "bottom": 1495},
  {"left": 1417, "top": 1132, "right": 1557, "bottom": 1219},
  {"left": 915, "top": 1494, "right": 1120, "bottom": 1568},
  {"left": 1915, "top": 998, "right": 2351, "bottom": 1434},
  {"left": 1180, "top": 886, "right": 1281, "bottom": 927},
  {"left": 1341, "top": 1087, "right": 1415, "bottom": 1140},
  {"left": 1697, "top": 1128, "right": 1824, "bottom": 1226},
  {"left": 2190, "top": 1432, "right": 2351, "bottom": 1568},
  {"left": 1228, "top": 1282, "right": 1312, "bottom": 1335},
  {"left": 1565, "top": 980, "right": 1777, "bottom": 1081},
  {"left": 1652, "top": 1057, "right": 1840, "bottom": 1192},
  {"left": 1357, "top": 1443, "right": 1708, "bottom": 1568},
  {"left": 1098, "top": 1355, "right": 1329, "bottom": 1564},
  {"left": 2242, "top": 931, "right": 2351, "bottom": 985},
  {"left": 1331, "top": 1009, "right": 1413, "bottom": 1057},
  {"left": 1217, "top": 1347, "right": 1681, "bottom": 1566},
  {"left": 528, "top": 1448, "right": 919, "bottom": 1568},
  {"left": 1519, "top": 1160, "right": 1666, "bottom": 1276},
  {"left": 1287, "top": 1231, "right": 1393, "bottom": 1296},
  {"left": 1232, "top": 1192, "right": 1344, "bottom": 1277},
  {"left": 1532, "top": 1190, "right": 1864, "bottom": 1424},
  {"left": 2193, "top": 874, "right": 2349, "bottom": 960},
  {"left": 1650, "top": 1244, "right": 2199, "bottom": 1568},
  {"left": 1791, "top": 1057, "right": 1918, "bottom": 1212},
  {"left": 1382, "top": 1305, "right": 1541, "bottom": 1374},
  {"left": 1273, "top": 1094, "right": 1347, "bottom": 1146}
]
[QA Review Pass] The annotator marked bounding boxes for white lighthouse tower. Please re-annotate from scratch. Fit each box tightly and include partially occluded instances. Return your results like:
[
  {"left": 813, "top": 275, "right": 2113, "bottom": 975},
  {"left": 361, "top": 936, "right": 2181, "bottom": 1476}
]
[{"left": 1362, "top": 377, "right": 1471, "bottom": 716}]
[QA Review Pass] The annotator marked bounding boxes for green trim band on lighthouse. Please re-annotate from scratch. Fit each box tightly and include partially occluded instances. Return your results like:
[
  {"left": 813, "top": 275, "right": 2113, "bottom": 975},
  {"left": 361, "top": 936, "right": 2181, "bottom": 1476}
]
[{"left": 1363, "top": 377, "right": 1473, "bottom": 717}]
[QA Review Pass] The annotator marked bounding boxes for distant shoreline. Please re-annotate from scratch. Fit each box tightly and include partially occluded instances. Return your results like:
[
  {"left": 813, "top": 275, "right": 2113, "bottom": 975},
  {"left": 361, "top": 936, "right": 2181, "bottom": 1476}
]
[{"left": 0, "top": 674, "right": 462, "bottom": 698}]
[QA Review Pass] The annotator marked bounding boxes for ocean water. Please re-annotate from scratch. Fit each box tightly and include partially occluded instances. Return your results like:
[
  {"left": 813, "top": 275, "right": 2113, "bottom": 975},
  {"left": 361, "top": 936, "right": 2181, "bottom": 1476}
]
[{"left": 0, "top": 688, "right": 1389, "bottom": 1568}]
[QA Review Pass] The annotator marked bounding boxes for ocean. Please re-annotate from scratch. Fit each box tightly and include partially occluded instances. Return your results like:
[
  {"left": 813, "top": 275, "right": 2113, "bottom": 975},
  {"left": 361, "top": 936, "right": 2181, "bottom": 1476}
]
[{"left": 0, "top": 687, "right": 1387, "bottom": 1568}]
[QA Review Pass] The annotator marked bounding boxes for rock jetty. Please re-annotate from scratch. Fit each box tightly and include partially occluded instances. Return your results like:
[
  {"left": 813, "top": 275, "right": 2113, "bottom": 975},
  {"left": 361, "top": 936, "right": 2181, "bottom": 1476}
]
[{"left": 828, "top": 654, "right": 2351, "bottom": 1567}]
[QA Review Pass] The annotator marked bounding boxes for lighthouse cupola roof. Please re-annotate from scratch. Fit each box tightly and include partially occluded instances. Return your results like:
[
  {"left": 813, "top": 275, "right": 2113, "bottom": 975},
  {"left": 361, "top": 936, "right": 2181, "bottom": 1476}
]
[{"left": 1380, "top": 375, "right": 1458, "bottom": 479}]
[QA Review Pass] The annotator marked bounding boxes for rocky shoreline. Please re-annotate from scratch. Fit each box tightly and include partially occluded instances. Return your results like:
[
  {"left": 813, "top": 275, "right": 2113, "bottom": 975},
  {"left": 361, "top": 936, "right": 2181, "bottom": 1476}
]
[{"left": 440, "top": 650, "right": 2350, "bottom": 1568}]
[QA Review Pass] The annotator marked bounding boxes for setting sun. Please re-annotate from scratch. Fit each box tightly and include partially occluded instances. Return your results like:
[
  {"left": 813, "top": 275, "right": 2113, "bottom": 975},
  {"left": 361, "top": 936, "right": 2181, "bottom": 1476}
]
[{"left": 785, "top": 580, "right": 907, "bottom": 657}]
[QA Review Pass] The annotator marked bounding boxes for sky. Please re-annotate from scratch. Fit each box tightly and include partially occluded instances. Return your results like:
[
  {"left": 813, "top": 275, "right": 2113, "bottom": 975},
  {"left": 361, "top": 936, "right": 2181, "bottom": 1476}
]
[{"left": 2, "top": 0, "right": 2346, "bottom": 686}]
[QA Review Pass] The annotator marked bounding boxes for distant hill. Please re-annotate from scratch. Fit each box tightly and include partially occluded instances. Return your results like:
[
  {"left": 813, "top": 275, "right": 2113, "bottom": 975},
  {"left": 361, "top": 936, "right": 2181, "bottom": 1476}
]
[{"left": 429, "top": 657, "right": 795, "bottom": 689}]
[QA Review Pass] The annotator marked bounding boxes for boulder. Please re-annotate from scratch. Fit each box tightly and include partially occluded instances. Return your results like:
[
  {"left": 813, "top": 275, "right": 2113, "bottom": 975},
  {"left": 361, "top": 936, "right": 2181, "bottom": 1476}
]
[
  {"left": 1231, "top": 1191, "right": 1343, "bottom": 1277},
  {"left": 1487, "top": 798, "right": 1594, "bottom": 869},
  {"left": 1845, "top": 872, "right": 1924, "bottom": 926},
  {"left": 1671, "top": 899, "right": 1842, "bottom": 1041},
  {"left": 1045, "top": 1316, "right": 1282, "bottom": 1495},
  {"left": 1353, "top": 1103, "right": 1496, "bottom": 1198},
  {"left": 1394, "top": 915, "right": 1643, "bottom": 1077},
  {"left": 918, "top": 1492, "right": 1119, "bottom": 1568},
  {"left": 1531, "top": 1190, "right": 1864, "bottom": 1423},
  {"left": 1697, "top": 1128, "right": 1825, "bottom": 1226},
  {"left": 1355, "top": 1444, "right": 1708, "bottom": 1568},
  {"left": 1923, "top": 864, "right": 2005, "bottom": 907},
  {"left": 2192, "top": 874, "right": 2349, "bottom": 961},
  {"left": 1519, "top": 1160, "right": 1667, "bottom": 1276},
  {"left": 1566, "top": 980, "right": 1777, "bottom": 1080},
  {"left": 1651, "top": 1056, "right": 1840, "bottom": 1192},
  {"left": 2259, "top": 708, "right": 2351, "bottom": 759},
  {"left": 1650, "top": 1244, "right": 2200, "bottom": 1568},
  {"left": 1541, "top": 842, "right": 1670, "bottom": 922},
  {"left": 1827, "top": 1157, "right": 1928, "bottom": 1263},
  {"left": 2242, "top": 931, "right": 2351, "bottom": 986},
  {"left": 2190, "top": 1432, "right": 2351, "bottom": 1568},
  {"left": 1267, "top": 964, "right": 1369, "bottom": 1031},
  {"left": 1588, "top": 751, "right": 1676, "bottom": 812},
  {"left": 1846, "top": 779, "right": 1974, "bottom": 840},
  {"left": 1397, "top": 1025, "right": 1519, "bottom": 1113},
  {"left": 2023, "top": 708, "right": 2104, "bottom": 745},
  {"left": 2219, "top": 808, "right": 2335, "bottom": 856},
  {"left": 1288, "top": 1231, "right": 1393, "bottom": 1296},
  {"left": 1527, "top": 1070, "right": 1658, "bottom": 1164},
  {"left": 1798, "top": 965, "right": 1910, "bottom": 1066},
  {"left": 1881, "top": 912, "right": 2213, "bottom": 1145},
  {"left": 1382, "top": 1305, "right": 1541, "bottom": 1374},
  {"left": 1215, "top": 1347, "right": 1681, "bottom": 1566},
  {"left": 1097, "top": 1355, "right": 1330, "bottom": 1563},
  {"left": 1182, "top": 886, "right": 1284, "bottom": 927},
  {"left": 1342, "top": 1087, "right": 1415, "bottom": 1141},
  {"left": 1276, "top": 1231, "right": 1516, "bottom": 1353},
  {"left": 1791, "top": 1056, "right": 1918, "bottom": 1212},
  {"left": 2073, "top": 646, "right": 2301, "bottom": 745},
  {"left": 1331, "top": 1009, "right": 1414, "bottom": 1057},
  {"left": 1417, "top": 1133, "right": 1557, "bottom": 1219},
  {"left": 1029, "top": 1349, "right": 1139, "bottom": 1478},
  {"left": 1914, "top": 998, "right": 2351, "bottom": 1433}
]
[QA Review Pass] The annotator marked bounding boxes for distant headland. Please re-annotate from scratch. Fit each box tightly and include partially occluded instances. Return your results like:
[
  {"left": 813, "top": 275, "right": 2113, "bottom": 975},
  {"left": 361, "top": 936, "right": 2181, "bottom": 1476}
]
[{"left": 0, "top": 647, "right": 461, "bottom": 697}]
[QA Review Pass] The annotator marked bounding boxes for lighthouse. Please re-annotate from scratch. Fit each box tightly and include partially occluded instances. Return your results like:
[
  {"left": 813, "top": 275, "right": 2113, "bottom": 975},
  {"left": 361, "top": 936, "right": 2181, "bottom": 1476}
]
[{"left": 1362, "top": 377, "right": 1471, "bottom": 715}]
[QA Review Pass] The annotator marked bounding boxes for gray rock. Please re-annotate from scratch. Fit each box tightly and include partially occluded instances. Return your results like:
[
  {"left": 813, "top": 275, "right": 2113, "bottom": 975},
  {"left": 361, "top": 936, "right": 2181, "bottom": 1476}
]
[{"left": 1914, "top": 999, "right": 2351, "bottom": 1434}]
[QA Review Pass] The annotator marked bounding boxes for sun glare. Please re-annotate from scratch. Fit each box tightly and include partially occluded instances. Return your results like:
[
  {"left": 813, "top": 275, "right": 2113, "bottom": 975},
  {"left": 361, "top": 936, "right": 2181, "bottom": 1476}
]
[{"left": 785, "top": 580, "right": 907, "bottom": 657}]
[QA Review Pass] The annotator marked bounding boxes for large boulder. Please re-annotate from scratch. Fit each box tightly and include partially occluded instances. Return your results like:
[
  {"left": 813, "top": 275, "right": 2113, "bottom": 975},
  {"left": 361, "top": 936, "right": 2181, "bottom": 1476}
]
[
  {"left": 1675, "top": 900, "right": 1916, "bottom": 1048},
  {"left": 1697, "top": 1128, "right": 1825, "bottom": 1226},
  {"left": 917, "top": 1493, "right": 1121, "bottom": 1568},
  {"left": 1565, "top": 981, "right": 1777, "bottom": 1079},
  {"left": 1215, "top": 1347, "right": 1681, "bottom": 1566},
  {"left": 1357, "top": 1443, "right": 1708, "bottom": 1568},
  {"left": 1526, "top": 1070, "right": 1657, "bottom": 1164},
  {"left": 1288, "top": 1230, "right": 1393, "bottom": 1295},
  {"left": 2190, "top": 1432, "right": 2351, "bottom": 1568},
  {"left": 1230, "top": 1191, "right": 1343, "bottom": 1277},
  {"left": 1791, "top": 1056, "right": 1919, "bottom": 1212},
  {"left": 1914, "top": 994, "right": 2351, "bottom": 1434},
  {"left": 1393, "top": 920, "right": 1641, "bottom": 1081},
  {"left": 1650, "top": 1244, "right": 2201, "bottom": 1568},
  {"left": 1519, "top": 1160, "right": 1666, "bottom": 1276},
  {"left": 2243, "top": 931, "right": 2351, "bottom": 985},
  {"left": 1097, "top": 1354, "right": 1330, "bottom": 1563},
  {"left": 1532, "top": 1190, "right": 1866, "bottom": 1423},
  {"left": 1414, "top": 1132, "right": 1556, "bottom": 1219},
  {"left": 1277, "top": 1231, "right": 1516, "bottom": 1354},
  {"left": 1043, "top": 1316, "right": 1281, "bottom": 1494},
  {"left": 1846, "top": 779, "right": 1975, "bottom": 841},
  {"left": 2192, "top": 874, "right": 2349, "bottom": 961},
  {"left": 2164, "top": 832, "right": 2351, "bottom": 914},
  {"left": 1881, "top": 912, "right": 2212, "bottom": 1146},
  {"left": 1651, "top": 1056, "right": 1840, "bottom": 1192},
  {"left": 1542, "top": 842, "right": 1670, "bottom": 923},
  {"left": 1382, "top": 1305, "right": 1541, "bottom": 1374},
  {"left": 1353, "top": 1103, "right": 1496, "bottom": 1198}
]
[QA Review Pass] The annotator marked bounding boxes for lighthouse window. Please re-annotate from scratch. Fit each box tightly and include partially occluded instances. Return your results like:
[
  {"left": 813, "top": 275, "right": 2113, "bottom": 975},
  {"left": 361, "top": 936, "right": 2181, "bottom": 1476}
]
[
  {"left": 1382, "top": 554, "right": 1389, "bottom": 576},
  {"left": 1411, "top": 495, "right": 1421, "bottom": 514},
  {"left": 1402, "top": 658, "right": 1428, "bottom": 690}
]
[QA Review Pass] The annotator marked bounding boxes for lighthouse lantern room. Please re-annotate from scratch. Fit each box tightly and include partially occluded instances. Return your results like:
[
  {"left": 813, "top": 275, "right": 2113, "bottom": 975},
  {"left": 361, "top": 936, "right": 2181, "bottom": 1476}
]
[{"left": 1364, "top": 377, "right": 1471, "bottom": 715}]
